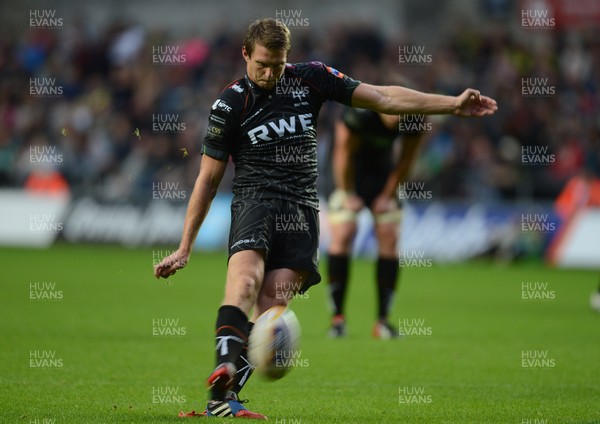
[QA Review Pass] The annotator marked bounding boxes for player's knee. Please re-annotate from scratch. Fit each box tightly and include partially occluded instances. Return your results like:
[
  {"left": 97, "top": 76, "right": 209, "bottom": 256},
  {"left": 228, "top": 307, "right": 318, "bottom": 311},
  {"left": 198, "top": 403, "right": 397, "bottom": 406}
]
[
  {"left": 238, "top": 274, "right": 260, "bottom": 301},
  {"left": 226, "top": 271, "right": 261, "bottom": 308},
  {"left": 376, "top": 232, "right": 398, "bottom": 257}
]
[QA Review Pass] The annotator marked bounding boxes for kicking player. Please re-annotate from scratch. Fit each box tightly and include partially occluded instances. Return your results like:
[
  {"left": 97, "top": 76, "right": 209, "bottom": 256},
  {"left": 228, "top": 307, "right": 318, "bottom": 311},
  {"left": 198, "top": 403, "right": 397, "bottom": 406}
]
[
  {"left": 153, "top": 18, "right": 497, "bottom": 419},
  {"left": 327, "top": 108, "right": 425, "bottom": 339}
]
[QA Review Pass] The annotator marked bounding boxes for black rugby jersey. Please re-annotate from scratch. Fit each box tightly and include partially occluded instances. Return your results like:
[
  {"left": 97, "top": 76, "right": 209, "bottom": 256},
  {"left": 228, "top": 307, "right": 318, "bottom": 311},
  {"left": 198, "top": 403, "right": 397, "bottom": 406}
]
[
  {"left": 342, "top": 107, "right": 423, "bottom": 179},
  {"left": 202, "top": 61, "right": 360, "bottom": 209}
]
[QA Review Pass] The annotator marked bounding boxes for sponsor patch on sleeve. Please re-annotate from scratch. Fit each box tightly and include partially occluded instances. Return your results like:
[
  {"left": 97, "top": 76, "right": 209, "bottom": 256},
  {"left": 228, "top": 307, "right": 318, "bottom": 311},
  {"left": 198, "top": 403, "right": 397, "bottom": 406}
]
[{"left": 326, "top": 66, "right": 345, "bottom": 79}]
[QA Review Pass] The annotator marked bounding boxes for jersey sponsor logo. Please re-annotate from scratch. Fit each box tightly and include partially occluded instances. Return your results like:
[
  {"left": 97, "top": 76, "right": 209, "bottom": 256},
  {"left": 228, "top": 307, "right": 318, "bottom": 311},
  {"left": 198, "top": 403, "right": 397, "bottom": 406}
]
[
  {"left": 230, "top": 83, "right": 244, "bottom": 93},
  {"left": 326, "top": 66, "right": 345, "bottom": 78},
  {"left": 207, "top": 126, "right": 222, "bottom": 135},
  {"left": 211, "top": 99, "right": 232, "bottom": 113},
  {"left": 247, "top": 113, "right": 313, "bottom": 144}
]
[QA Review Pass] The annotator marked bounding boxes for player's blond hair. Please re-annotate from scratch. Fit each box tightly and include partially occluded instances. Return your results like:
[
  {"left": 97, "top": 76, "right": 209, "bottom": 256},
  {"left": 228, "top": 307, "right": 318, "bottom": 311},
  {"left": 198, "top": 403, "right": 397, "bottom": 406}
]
[{"left": 243, "top": 18, "right": 291, "bottom": 57}]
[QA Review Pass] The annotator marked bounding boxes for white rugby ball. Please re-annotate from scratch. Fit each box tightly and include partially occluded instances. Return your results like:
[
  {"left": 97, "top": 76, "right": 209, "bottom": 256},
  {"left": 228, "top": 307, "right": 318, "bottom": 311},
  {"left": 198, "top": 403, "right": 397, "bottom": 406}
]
[{"left": 248, "top": 305, "right": 301, "bottom": 380}]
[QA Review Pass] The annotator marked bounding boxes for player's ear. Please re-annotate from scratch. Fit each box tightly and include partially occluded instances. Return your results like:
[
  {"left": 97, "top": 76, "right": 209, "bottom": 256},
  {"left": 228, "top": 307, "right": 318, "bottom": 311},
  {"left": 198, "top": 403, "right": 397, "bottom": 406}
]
[{"left": 242, "top": 46, "right": 250, "bottom": 62}]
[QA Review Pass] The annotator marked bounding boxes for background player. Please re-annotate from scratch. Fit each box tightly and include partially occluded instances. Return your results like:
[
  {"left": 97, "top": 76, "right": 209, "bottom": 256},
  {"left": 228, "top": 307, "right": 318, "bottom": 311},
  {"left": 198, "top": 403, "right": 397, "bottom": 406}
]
[
  {"left": 153, "top": 18, "right": 497, "bottom": 419},
  {"left": 327, "top": 107, "right": 425, "bottom": 339}
]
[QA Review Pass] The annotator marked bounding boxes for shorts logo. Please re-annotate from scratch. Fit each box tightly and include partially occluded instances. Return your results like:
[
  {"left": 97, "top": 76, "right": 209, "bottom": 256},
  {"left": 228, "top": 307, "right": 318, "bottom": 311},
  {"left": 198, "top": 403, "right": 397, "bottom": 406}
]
[
  {"left": 231, "top": 238, "right": 256, "bottom": 249},
  {"left": 212, "top": 100, "right": 232, "bottom": 113}
]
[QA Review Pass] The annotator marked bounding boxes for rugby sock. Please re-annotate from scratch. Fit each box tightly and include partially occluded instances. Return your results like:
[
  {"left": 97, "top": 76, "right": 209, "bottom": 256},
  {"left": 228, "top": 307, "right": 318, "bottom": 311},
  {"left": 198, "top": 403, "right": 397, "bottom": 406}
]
[
  {"left": 377, "top": 257, "right": 399, "bottom": 320},
  {"left": 233, "top": 322, "right": 254, "bottom": 395},
  {"left": 212, "top": 305, "right": 248, "bottom": 400},
  {"left": 328, "top": 253, "right": 350, "bottom": 316}
]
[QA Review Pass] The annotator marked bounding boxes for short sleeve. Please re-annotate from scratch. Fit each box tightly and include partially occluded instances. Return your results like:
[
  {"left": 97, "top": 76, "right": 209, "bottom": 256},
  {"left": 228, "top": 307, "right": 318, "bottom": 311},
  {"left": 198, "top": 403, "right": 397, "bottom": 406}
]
[
  {"left": 202, "top": 97, "right": 238, "bottom": 161},
  {"left": 296, "top": 62, "right": 360, "bottom": 106}
]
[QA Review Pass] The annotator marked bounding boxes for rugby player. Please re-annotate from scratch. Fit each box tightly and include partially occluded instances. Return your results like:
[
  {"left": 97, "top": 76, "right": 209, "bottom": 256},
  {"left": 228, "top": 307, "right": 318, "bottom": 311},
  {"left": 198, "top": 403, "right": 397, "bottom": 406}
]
[
  {"left": 327, "top": 108, "right": 425, "bottom": 339},
  {"left": 154, "top": 18, "right": 497, "bottom": 419}
]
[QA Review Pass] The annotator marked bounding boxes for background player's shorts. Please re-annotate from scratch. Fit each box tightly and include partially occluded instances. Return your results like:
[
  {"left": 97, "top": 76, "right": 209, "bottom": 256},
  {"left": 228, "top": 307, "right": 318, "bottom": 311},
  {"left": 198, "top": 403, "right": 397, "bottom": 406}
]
[
  {"left": 357, "top": 173, "right": 404, "bottom": 224},
  {"left": 228, "top": 198, "right": 321, "bottom": 293}
]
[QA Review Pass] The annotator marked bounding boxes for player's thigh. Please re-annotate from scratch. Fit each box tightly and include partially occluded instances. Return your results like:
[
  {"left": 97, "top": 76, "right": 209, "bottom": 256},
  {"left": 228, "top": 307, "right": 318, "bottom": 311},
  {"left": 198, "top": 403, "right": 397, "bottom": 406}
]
[
  {"left": 328, "top": 220, "right": 358, "bottom": 254},
  {"left": 252, "top": 267, "right": 309, "bottom": 320},
  {"left": 268, "top": 201, "right": 321, "bottom": 288},
  {"left": 374, "top": 221, "right": 400, "bottom": 258}
]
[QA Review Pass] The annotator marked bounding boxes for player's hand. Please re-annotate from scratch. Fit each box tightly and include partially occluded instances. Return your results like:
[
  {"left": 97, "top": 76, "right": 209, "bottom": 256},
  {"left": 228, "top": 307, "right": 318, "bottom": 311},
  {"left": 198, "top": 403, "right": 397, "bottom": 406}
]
[
  {"left": 154, "top": 249, "right": 189, "bottom": 279},
  {"left": 454, "top": 89, "right": 498, "bottom": 117},
  {"left": 372, "top": 194, "right": 396, "bottom": 215},
  {"left": 329, "top": 189, "right": 363, "bottom": 212}
]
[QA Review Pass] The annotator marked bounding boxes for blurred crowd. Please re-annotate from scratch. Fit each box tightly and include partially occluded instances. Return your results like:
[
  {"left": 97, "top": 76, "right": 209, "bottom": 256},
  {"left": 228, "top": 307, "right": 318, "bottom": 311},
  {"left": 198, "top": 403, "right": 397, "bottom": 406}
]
[{"left": 0, "top": 16, "right": 599, "bottom": 203}]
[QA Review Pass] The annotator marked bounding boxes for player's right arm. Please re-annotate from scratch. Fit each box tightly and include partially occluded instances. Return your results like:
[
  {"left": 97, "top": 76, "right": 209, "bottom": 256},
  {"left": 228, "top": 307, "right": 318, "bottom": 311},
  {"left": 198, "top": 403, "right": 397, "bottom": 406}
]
[
  {"left": 154, "top": 156, "right": 226, "bottom": 279},
  {"left": 154, "top": 87, "right": 240, "bottom": 279}
]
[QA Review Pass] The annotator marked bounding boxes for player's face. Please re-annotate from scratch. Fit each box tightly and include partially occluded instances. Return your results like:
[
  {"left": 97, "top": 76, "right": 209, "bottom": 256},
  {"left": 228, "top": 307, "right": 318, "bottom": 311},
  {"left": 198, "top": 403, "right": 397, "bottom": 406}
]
[{"left": 243, "top": 43, "right": 287, "bottom": 90}]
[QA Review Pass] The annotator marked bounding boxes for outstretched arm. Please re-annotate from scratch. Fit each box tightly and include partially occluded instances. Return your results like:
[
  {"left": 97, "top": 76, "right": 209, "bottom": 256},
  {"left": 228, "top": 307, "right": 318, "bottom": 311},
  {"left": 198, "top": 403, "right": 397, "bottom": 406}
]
[
  {"left": 351, "top": 84, "right": 497, "bottom": 117},
  {"left": 154, "top": 154, "right": 227, "bottom": 279}
]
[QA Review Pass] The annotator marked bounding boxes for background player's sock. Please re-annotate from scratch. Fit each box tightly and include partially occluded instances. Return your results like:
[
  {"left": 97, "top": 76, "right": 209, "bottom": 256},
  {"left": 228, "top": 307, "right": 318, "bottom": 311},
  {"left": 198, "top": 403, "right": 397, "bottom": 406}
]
[
  {"left": 328, "top": 253, "right": 350, "bottom": 316},
  {"left": 377, "top": 257, "right": 399, "bottom": 320},
  {"left": 212, "top": 305, "right": 248, "bottom": 400},
  {"left": 233, "top": 322, "right": 254, "bottom": 395}
]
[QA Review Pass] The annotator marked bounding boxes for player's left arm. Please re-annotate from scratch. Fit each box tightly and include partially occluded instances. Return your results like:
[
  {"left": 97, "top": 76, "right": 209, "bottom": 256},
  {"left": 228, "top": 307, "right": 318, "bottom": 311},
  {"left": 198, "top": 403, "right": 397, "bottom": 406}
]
[
  {"left": 351, "top": 83, "right": 497, "bottom": 117},
  {"left": 372, "top": 132, "right": 423, "bottom": 213}
]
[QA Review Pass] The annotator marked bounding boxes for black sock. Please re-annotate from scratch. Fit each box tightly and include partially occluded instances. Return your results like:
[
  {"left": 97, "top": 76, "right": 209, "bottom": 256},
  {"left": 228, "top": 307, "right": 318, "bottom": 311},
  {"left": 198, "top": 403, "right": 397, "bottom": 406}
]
[
  {"left": 377, "top": 257, "right": 399, "bottom": 320},
  {"left": 328, "top": 254, "right": 350, "bottom": 316},
  {"left": 233, "top": 322, "right": 254, "bottom": 395},
  {"left": 212, "top": 305, "right": 248, "bottom": 400}
]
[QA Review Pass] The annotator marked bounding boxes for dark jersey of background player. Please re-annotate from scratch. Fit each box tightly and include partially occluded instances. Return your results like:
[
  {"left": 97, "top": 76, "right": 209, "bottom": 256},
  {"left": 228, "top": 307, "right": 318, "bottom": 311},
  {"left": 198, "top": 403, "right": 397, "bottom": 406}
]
[
  {"left": 340, "top": 107, "right": 422, "bottom": 207},
  {"left": 202, "top": 61, "right": 360, "bottom": 210}
]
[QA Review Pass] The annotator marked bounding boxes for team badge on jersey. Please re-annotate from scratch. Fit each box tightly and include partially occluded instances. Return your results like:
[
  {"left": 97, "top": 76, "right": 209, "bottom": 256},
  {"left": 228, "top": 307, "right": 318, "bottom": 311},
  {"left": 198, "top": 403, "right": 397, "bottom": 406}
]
[
  {"left": 230, "top": 83, "right": 244, "bottom": 93},
  {"left": 326, "top": 66, "right": 345, "bottom": 78}
]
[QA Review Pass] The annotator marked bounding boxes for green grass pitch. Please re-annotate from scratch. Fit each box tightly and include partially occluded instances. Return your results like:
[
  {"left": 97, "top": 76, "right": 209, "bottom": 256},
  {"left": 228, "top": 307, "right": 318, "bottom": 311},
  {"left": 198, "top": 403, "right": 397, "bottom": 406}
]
[{"left": 1, "top": 244, "right": 599, "bottom": 423}]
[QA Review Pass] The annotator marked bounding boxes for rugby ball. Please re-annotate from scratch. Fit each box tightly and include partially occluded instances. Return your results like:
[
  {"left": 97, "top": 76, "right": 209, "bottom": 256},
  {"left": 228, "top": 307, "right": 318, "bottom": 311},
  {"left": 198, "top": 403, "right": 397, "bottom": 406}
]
[{"left": 248, "top": 305, "right": 301, "bottom": 380}]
